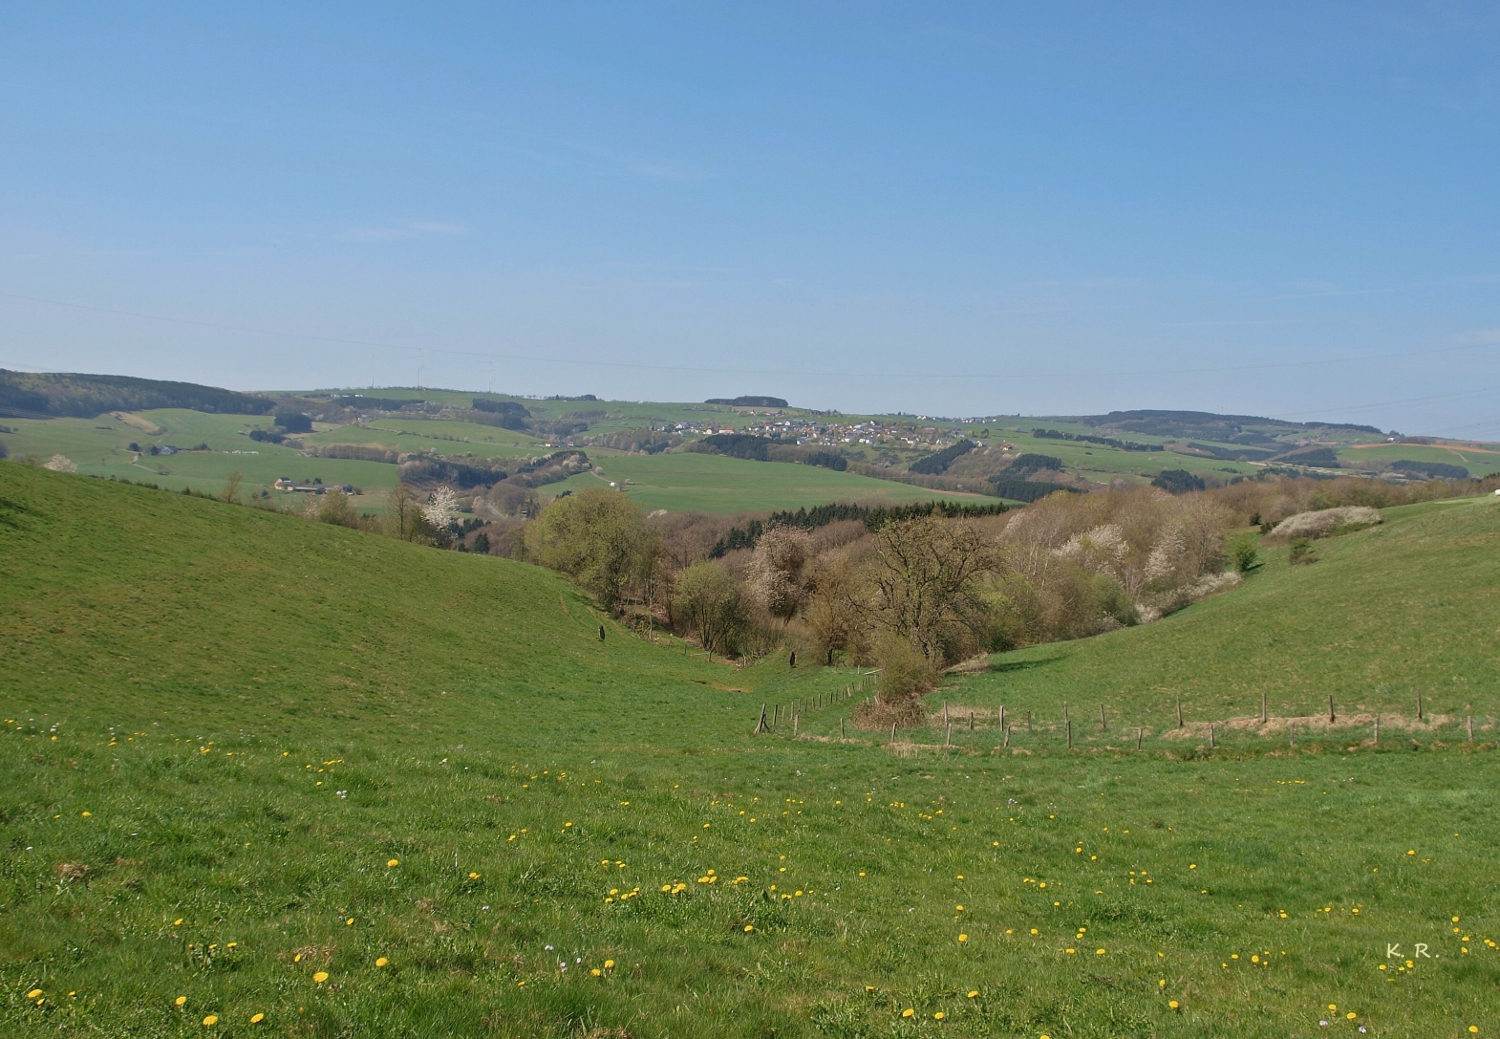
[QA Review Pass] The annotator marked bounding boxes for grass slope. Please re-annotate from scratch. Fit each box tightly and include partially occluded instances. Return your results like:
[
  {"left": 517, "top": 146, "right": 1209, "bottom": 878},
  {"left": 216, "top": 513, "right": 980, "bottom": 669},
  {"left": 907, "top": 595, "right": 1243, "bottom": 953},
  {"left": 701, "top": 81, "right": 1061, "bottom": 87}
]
[
  {"left": 551, "top": 451, "right": 987, "bottom": 513},
  {"left": 918, "top": 496, "right": 1500, "bottom": 746},
  {"left": 1, "top": 465, "right": 1497, "bottom": 1038}
]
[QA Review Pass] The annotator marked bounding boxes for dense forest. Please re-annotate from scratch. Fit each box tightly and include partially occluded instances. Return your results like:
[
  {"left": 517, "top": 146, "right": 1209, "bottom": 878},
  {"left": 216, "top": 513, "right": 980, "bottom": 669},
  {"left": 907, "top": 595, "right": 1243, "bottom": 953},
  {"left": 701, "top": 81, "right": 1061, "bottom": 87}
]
[{"left": 0, "top": 370, "right": 274, "bottom": 418}]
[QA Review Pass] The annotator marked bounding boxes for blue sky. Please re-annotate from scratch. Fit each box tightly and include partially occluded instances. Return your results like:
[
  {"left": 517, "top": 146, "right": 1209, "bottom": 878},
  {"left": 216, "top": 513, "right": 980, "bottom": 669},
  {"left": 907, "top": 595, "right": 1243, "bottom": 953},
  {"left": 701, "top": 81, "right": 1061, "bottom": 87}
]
[{"left": 2, "top": 2, "right": 1498, "bottom": 434}]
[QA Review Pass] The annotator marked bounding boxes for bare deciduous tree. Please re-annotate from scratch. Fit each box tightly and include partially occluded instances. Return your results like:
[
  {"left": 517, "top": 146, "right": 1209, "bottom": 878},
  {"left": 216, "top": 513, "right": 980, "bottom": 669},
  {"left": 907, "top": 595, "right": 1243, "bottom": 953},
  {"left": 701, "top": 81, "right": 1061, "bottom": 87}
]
[{"left": 864, "top": 517, "right": 1001, "bottom": 663}]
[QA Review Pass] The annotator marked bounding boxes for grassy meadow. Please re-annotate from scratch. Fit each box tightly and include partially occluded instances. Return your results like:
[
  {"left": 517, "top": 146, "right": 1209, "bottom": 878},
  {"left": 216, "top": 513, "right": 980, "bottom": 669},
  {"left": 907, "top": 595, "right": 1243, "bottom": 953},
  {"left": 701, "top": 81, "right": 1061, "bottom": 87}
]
[
  {"left": 1337, "top": 443, "right": 1500, "bottom": 478},
  {"left": 549, "top": 451, "right": 987, "bottom": 514},
  {"left": 0, "top": 411, "right": 399, "bottom": 499},
  {"left": 2, "top": 464, "right": 1498, "bottom": 1038}
]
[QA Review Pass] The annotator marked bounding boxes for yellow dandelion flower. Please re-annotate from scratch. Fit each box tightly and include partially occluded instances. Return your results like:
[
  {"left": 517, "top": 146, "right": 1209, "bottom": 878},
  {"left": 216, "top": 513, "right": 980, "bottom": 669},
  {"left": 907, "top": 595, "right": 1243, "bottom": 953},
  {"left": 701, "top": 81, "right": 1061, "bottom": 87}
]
[
  {"left": 604, "top": 959, "right": 615, "bottom": 969},
  {"left": 173, "top": 919, "right": 184, "bottom": 926},
  {"left": 346, "top": 918, "right": 354, "bottom": 926},
  {"left": 375, "top": 957, "right": 389, "bottom": 968},
  {"left": 1096, "top": 948, "right": 1106, "bottom": 955},
  {"left": 313, "top": 971, "right": 329, "bottom": 983},
  {"left": 958, "top": 933, "right": 968, "bottom": 943},
  {"left": 250, "top": 1013, "right": 265, "bottom": 1023},
  {"left": 176, "top": 996, "right": 188, "bottom": 1006},
  {"left": 27, "top": 989, "right": 43, "bottom": 1000},
  {"left": 81, "top": 811, "right": 91, "bottom": 817},
  {"left": 744, "top": 925, "right": 754, "bottom": 932},
  {"left": 1169, "top": 1000, "right": 1180, "bottom": 1010},
  {"left": 901, "top": 1008, "right": 915, "bottom": 1018},
  {"left": 202, "top": 1015, "right": 218, "bottom": 1027},
  {"left": 1328, "top": 1005, "right": 1337, "bottom": 1012},
  {"left": 591, "top": 968, "right": 602, "bottom": 977},
  {"left": 1066, "top": 948, "right": 1076, "bottom": 954},
  {"left": 469, "top": 872, "right": 480, "bottom": 879},
  {"left": 934, "top": 1011, "right": 946, "bottom": 1020},
  {"left": 1347, "top": 1013, "right": 1357, "bottom": 1020},
  {"left": 387, "top": 858, "right": 399, "bottom": 867},
  {"left": 967, "top": 990, "right": 979, "bottom": 998}
]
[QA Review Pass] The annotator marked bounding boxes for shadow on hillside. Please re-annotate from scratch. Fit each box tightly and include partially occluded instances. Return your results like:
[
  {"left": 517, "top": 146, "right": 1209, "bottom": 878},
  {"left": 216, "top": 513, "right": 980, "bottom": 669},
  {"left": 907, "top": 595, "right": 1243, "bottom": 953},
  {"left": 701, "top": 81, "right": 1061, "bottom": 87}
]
[{"left": 988, "top": 655, "right": 1066, "bottom": 674}]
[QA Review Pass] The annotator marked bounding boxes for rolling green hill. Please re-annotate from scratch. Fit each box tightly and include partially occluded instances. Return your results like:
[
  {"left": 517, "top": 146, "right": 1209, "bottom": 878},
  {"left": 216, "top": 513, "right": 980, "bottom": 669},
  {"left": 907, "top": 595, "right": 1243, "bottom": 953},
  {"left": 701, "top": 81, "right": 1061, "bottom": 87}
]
[
  {"left": 552, "top": 450, "right": 989, "bottom": 513},
  {"left": 5, "top": 390, "right": 1497, "bottom": 515},
  {"left": 1, "top": 465, "right": 1497, "bottom": 1038}
]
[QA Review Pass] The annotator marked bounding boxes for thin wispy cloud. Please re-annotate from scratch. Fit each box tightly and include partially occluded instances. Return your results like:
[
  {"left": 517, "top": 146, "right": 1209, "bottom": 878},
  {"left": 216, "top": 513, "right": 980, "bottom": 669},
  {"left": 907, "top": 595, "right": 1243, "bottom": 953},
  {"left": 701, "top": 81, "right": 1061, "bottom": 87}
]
[{"left": 340, "top": 222, "right": 468, "bottom": 242}]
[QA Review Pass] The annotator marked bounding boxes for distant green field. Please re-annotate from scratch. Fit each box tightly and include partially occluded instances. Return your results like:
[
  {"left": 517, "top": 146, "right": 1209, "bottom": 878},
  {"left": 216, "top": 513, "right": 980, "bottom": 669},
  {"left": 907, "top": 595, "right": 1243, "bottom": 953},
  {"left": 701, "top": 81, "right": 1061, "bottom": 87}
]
[
  {"left": 548, "top": 450, "right": 990, "bottom": 513},
  {"left": 962, "top": 429, "right": 1257, "bottom": 486},
  {"left": 1337, "top": 442, "right": 1500, "bottom": 477},
  {"left": 302, "top": 418, "right": 548, "bottom": 460},
  {"left": 2, "top": 464, "right": 1497, "bottom": 1037},
  {"left": 0, "top": 411, "right": 398, "bottom": 499}
]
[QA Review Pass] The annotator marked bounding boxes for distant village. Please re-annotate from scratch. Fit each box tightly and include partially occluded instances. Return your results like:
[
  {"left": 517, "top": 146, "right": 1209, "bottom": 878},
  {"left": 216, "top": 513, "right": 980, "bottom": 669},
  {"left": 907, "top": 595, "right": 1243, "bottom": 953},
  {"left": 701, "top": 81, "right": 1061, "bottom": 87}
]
[{"left": 660, "top": 415, "right": 975, "bottom": 449}]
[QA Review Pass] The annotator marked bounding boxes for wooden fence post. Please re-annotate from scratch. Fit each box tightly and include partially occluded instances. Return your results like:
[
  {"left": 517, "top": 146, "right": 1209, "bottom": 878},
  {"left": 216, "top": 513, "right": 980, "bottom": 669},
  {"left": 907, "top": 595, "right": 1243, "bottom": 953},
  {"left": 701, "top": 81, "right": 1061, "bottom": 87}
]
[
  {"left": 1003, "top": 726, "right": 1011, "bottom": 748},
  {"left": 1100, "top": 703, "right": 1106, "bottom": 731},
  {"left": 1176, "top": 697, "right": 1183, "bottom": 728},
  {"left": 841, "top": 717, "right": 846, "bottom": 739},
  {"left": 1328, "top": 694, "right": 1335, "bottom": 723},
  {"left": 1209, "top": 724, "right": 1215, "bottom": 749},
  {"left": 1027, "top": 711, "right": 1032, "bottom": 732},
  {"left": 755, "top": 704, "right": 769, "bottom": 734},
  {"left": 946, "top": 723, "right": 952, "bottom": 749},
  {"left": 1261, "top": 692, "right": 1267, "bottom": 725},
  {"left": 1373, "top": 715, "right": 1379, "bottom": 744},
  {"left": 1417, "top": 690, "right": 1423, "bottom": 720},
  {"left": 1137, "top": 727, "right": 1143, "bottom": 750},
  {"left": 1468, "top": 715, "right": 1474, "bottom": 742},
  {"left": 1065, "top": 719, "right": 1072, "bottom": 749},
  {"left": 793, "top": 714, "right": 799, "bottom": 737},
  {"left": 969, "top": 711, "right": 975, "bottom": 731},
  {"left": 998, "top": 705, "right": 1006, "bottom": 731}
]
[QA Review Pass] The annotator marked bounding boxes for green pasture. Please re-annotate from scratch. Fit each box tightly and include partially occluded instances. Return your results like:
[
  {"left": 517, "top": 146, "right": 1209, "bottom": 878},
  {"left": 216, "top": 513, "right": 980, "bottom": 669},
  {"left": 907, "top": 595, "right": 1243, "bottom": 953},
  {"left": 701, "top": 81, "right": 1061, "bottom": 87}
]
[
  {"left": 958, "top": 430, "right": 1258, "bottom": 486},
  {"left": 301, "top": 418, "right": 547, "bottom": 460},
  {"left": 1337, "top": 443, "right": 1500, "bottom": 478},
  {"left": 0, "top": 411, "right": 396, "bottom": 499},
  {"left": 1, "top": 464, "right": 1497, "bottom": 1037},
  {"left": 547, "top": 450, "right": 990, "bottom": 513}
]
